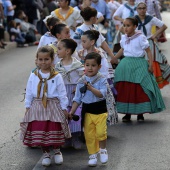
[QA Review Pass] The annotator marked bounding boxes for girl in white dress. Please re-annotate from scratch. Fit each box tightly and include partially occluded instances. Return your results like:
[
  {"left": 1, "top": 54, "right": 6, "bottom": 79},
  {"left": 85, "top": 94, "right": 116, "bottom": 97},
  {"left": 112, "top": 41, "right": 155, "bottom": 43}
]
[
  {"left": 55, "top": 38, "right": 84, "bottom": 149},
  {"left": 20, "top": 46, "right": 71, "bottom": 166}
]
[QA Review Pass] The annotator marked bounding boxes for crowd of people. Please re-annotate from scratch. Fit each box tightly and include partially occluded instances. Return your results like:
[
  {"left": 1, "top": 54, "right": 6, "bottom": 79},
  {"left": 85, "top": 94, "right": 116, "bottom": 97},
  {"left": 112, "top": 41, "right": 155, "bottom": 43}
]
[{"left": 1, "top": 0, "right": 167, "bottom": 168}]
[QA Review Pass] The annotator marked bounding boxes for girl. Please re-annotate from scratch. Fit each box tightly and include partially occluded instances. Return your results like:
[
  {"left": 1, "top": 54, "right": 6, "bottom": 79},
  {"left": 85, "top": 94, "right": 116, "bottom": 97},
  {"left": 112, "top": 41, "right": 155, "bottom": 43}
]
[
  {"left": 113, "top": 0, "right": 138, "bottom": 55},
  {"left": 55, "top": 38, "right": 84, "bottom": 149},
  {"left": 73, "top": 6, "right": 115, "bottom": 62},
  {"left": 69, "top": 52, "right": 109, "bottom": 167},
  {"left": 38, "top": 16, "right": 61, "bottom": 49},
  {"left": 20, "top": 46, "right": 71, "bottom": 167},
  {"left": 113, "top": 17, "right": 165, "bottom": 122},
  {"left": 51, "top": 0, "right": 83, "bottom": 38},
  {"left": 50, "top": 23, "right": 79, "bottom": 65},
  {"left": 135, "top": 2, "right": 169, "bottom": 89}
]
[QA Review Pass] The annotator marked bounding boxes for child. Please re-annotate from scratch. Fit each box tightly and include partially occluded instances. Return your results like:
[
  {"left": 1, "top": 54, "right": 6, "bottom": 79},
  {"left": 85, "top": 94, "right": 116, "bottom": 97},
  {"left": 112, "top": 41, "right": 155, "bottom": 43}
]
[
  {"left": 20, "top": 46, "right": 71, "bottom": 167},
  {"left": 55, "top": 38, "right": 84, "bottom": 149},
  {"left": 9, "top": 20, "right": 28, "bottom": 47},
  {"left": 79, "top": 29, "right": 117, "bottom": 98},
  {"left": 38, "top": 16, "right": 61, "bottom": 49},
  {"left": 50, "top": 23, "right": 79, "bottom": 65},
  {"left": 113, "top": 17, "right": 166, "bottom": 122},
  {"left": 69, "top": 52, "right": 109, "bottom": 167},
  {"left": 73, "top": 6, "right": 115, "bottom": 61}
]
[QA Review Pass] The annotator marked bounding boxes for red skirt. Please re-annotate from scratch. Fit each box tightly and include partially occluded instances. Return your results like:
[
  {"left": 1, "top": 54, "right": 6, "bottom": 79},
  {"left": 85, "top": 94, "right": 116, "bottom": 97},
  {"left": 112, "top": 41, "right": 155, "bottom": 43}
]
[
  {"left": 23, "top": 121, "right": 65, "bottom": 147},
  {"left": 115, "top": 82, "right": 152, "bottom": 114}
]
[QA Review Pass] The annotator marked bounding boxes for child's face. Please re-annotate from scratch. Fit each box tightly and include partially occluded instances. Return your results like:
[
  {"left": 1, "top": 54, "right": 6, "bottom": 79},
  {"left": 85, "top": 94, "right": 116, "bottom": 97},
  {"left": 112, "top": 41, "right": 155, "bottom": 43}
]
[
  {"left": 81, "top": 35, "right": 94, "bottom": 50},
  {"left": 57, "top": 26, "right": 70, "bottom": 40},
  {"left": 57, "top": 41, "right": 67, "bottom": 58},
  {"left": 84, "top": 59, "right": 101, "bottom": 77},
  {"left": 36, "top": 52, "right": 53, "bottom": 72},
  {"left": 123, "top": 19, "right": 136, "bottom": 37}
]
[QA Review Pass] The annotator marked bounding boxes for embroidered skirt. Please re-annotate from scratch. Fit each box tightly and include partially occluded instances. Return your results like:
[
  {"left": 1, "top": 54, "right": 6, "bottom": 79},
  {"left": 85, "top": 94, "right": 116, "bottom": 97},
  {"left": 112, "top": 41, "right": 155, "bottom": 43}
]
[
  {"left": 20, "top": 98, "right": 71, "bottom": 147},
  {"left": 114, "top": 57, "right": 166, "bottom": 115},
  {"left": 148, "top": 39, "right": 170, "bottom": 88}
]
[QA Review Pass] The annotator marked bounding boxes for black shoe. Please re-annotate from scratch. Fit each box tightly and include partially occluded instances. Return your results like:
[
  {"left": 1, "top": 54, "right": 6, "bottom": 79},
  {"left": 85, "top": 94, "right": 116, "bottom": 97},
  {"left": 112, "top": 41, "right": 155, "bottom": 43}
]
[
  {"left": 122, "top": 114, "right": 131, "bottom": 122},
  {"left": 137, "top": 114, "right": 144, "bottom": 121}
]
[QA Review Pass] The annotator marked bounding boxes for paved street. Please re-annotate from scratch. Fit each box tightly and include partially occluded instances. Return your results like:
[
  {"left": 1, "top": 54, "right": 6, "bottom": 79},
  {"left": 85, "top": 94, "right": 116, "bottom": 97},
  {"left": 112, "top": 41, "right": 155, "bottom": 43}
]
[{"left": 0, "top": 12, "right": 170, "bottom": 170}]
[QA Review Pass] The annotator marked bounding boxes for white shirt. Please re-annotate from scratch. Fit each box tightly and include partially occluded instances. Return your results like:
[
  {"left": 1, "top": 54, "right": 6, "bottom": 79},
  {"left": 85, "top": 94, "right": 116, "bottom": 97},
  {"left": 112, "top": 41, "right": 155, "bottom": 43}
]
[
  {"left": 113, "top": 4, "right": 138, "bottom": 19},
  {"left": 108, "top": 1, "right": 121, "bottom": 25},
  {"left": 25, "top": 70, "right": 68, "bottom": 109},
  {"left": 137, "top": 17, "right": 163, "bottom": 39},
  {"left": 38, "top": 32, "right": 57, "bottom": 49},
  {"left": 74, "top": 23, "right": 105, "bottom": 50},
  {"left": 120, "top": 34, "right": 149, "bottom": 57},
  {"left": 51, "top": 8, "right": 83, "bottom": 27}
]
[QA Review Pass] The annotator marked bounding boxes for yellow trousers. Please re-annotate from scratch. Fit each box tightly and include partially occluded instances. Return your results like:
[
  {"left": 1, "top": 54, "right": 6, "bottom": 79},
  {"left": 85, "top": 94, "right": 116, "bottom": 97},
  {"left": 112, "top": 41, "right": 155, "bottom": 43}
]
[{"left": 84, "top": 112, "right": 107, "bottom": 154}]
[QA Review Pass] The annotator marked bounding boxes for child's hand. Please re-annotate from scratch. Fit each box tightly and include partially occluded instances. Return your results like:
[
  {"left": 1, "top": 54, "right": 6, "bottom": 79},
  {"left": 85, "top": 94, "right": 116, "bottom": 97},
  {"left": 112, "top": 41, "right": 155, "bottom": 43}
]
[
  {"left": 148, "top": 65, "right": 153, "bottom": 73},
  {"left": 86, "top": 82, "right": 93, "bottom": 91},
  {"left": 110, "top": 57, "right": 118, "bottom": 64}
]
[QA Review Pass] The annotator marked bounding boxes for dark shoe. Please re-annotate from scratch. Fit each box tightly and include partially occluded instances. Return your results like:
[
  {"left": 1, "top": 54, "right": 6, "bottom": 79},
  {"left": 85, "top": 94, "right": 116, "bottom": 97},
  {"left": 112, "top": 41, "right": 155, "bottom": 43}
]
[
  {"left": 122, "top": 114, "right": 131, "bottom": 122},
  {"left": 137, "top": 114, "right": 144, "bottom": 121}
]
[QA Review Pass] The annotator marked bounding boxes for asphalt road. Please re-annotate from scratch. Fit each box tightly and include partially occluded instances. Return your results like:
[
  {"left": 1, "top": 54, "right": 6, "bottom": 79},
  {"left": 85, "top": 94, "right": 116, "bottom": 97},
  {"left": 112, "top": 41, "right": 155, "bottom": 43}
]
[{"left": 0, "top": 12, "right": 170, "bottom": 170}]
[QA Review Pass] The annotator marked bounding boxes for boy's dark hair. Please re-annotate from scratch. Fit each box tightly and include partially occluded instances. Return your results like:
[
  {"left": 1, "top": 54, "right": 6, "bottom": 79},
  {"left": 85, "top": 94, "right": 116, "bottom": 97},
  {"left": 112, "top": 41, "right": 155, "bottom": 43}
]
[
  {"left": 51, "top": 23, "right": 67, "bottom": 36},
  {"left": 80, "top": 7, "right": 97, "bottom": 21},
  {"left": 84, "top": 52, "right": 101, "bottom": 65},
  {"left": 125, "top": 17, "right": 138, "bottom": 27},
  {"left": 36, "top": 46, "right": 54, "bottom": 60},
  {"left": 83, "top": 30, "right": 100, "bottom": 44},
  {"left": 60, "top": 38, "right": 77, "bottom": 55}
]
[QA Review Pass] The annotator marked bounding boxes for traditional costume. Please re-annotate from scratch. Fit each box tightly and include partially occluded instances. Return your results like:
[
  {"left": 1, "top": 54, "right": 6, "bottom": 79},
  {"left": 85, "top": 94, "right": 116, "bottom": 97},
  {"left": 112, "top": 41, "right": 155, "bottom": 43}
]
[
  {"left": 135, "top": 15, "right": 170, "bottom": 88},
  {"left": 20, "top": 68, "right": 71, "bottom": 147},
  {"left": 114, "top": 32, "right": 165, "bottom": 115}
]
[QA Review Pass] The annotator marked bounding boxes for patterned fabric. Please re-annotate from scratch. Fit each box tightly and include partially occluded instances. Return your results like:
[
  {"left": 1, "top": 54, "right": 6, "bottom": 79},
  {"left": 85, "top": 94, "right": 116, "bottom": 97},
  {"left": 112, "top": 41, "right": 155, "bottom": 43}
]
[
  {"left": 148, "top": 39, "right": 170, "bottom": 87},
  {"left": 55, "top": 58, "right": 83, "bottom": 83},
  {"left": 125, "top": 31, "right": 142, "bottom": 44},
  {"left": 20, "top": 98, "right": 71, "bottom": 141},
  {"left": 23, "top": 121, "right": 65, "bottom": 147},
  {"left": 114, "top": 57, "right": 166, "bottom": 114}
]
